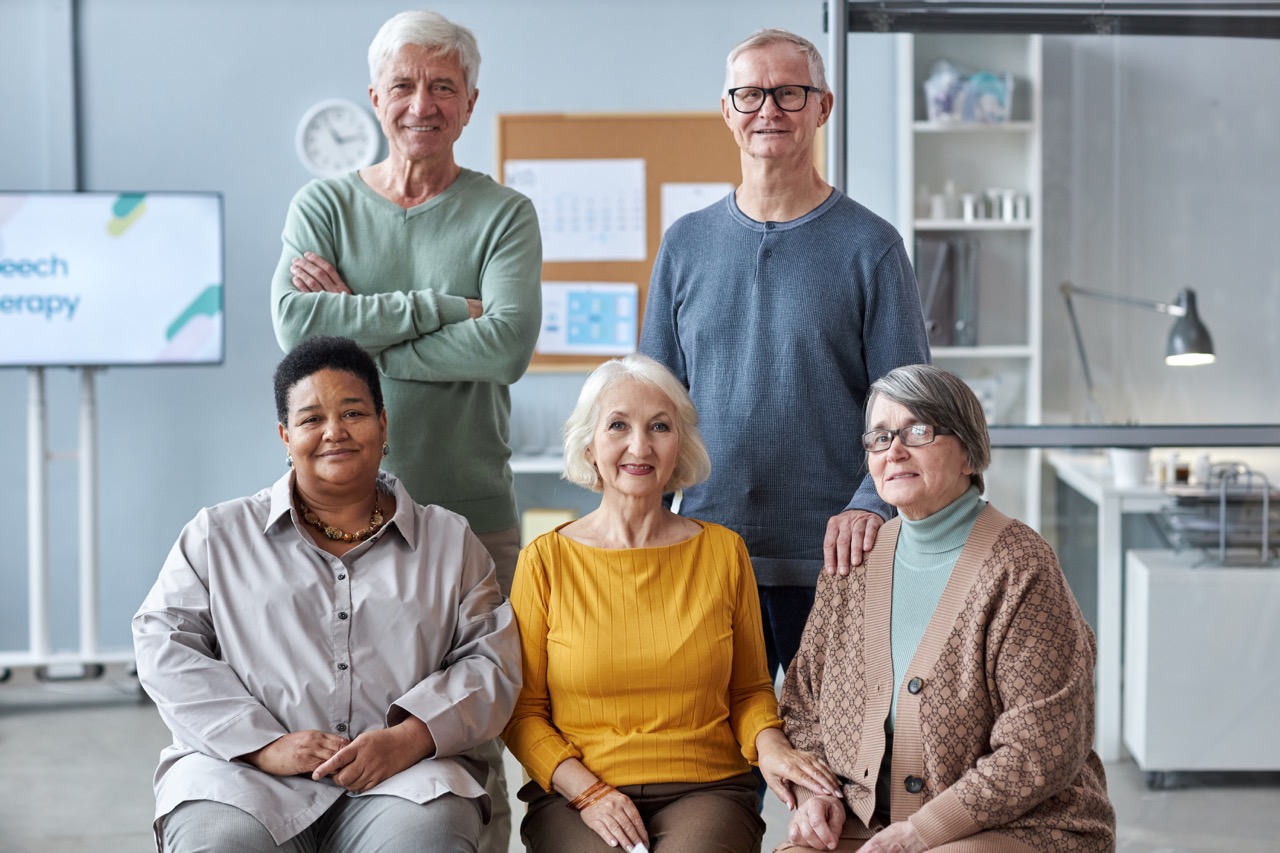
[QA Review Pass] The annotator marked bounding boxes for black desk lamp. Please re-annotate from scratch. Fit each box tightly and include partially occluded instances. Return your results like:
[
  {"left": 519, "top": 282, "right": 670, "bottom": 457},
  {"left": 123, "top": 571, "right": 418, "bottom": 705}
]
[{"left": 1060, "top": 281, "right": 1216, "bottom": 422}]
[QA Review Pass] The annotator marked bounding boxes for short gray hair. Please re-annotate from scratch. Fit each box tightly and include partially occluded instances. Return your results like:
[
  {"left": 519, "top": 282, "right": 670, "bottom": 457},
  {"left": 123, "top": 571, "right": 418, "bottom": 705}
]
[
  {"left": 562, "top": 354, "right": 711, "bottom": 494},
  {"left": 368, "top": 10, "right": 480, "bottom": 94},
  {"left": 724, "top": 28, "right": 829, "bottom": 95},
  {"left": 866, "top": 364, "right": 991, "bottom": 493}
]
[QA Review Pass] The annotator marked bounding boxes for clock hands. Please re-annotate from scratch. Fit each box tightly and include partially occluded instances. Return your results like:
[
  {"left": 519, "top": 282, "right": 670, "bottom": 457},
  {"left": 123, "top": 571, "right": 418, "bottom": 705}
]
[{"left": 325, "top": 114, "right": 364, "bottom": 146}]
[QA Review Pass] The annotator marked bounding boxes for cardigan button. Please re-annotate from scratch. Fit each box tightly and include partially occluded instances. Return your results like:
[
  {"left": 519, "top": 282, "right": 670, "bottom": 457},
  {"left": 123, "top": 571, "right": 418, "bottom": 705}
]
[
  {"left": 908, "top": 677, "right": 923, "bottom": 694},
  {"left": 336, "top": 723, "right": 348, "bottom": 733},
  {"left": 904, "top": 776, "right": 924, "bottom": 794}
]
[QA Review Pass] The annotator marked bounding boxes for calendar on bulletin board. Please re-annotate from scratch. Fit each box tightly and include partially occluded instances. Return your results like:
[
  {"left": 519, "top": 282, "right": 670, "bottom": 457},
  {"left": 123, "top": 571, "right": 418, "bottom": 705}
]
[{"left": 496, "top": 112, "right": 743, "bottom": 371}]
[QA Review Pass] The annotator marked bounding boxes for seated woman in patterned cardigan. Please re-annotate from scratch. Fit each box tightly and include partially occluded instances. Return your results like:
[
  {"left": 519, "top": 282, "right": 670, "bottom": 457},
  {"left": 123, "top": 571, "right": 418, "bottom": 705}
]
[{"left": 777, "top": 364, "right": 1115, "bottom": 853}]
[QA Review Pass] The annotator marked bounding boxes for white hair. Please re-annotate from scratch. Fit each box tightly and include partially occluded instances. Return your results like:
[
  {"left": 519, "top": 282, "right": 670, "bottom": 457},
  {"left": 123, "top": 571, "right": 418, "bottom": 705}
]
[
  {"left": 561, "top": 354, "right": 711, "bottom": 494},
  {"left": 724, "top": 28, "right": 829, "bottom": 94},
  {"left": 367, "top": 10, "right": 480, "bottom": 93}
]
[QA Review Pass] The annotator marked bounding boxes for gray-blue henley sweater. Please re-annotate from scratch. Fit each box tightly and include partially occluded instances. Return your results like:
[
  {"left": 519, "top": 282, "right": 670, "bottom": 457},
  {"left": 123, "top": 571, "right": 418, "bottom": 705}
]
[{"left": 640, "top": 189, "right": 931, "bottom": 586}]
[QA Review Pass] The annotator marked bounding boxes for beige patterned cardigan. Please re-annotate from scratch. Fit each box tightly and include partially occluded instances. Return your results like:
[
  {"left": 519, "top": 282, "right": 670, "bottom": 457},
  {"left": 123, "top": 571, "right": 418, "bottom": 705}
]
[{"left": 780, "top": 505, "right": 1115, "bottom": 852}]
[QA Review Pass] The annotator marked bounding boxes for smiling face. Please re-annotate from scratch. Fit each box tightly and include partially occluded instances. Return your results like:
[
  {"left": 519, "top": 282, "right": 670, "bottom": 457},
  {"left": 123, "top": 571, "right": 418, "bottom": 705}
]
[
  {"left": 722, "top": 42, "right": 832, "bottom": 167},
  {"left": 369, "top": 44, "right": 477, "bottom": 168},
  {"left": 867, "top": 396, "right": 974, "bottom": 520},
  {"left": 279, "top": 368, "right": 387, "bottom": 494},
  {"left": 585, "top": 379, "right": 681, "bottom": 502}
]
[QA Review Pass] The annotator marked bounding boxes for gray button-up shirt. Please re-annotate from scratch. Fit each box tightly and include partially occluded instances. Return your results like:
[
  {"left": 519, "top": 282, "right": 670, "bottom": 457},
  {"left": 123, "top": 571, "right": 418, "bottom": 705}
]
[{"left": 133, "top": 471, "right": 521, "bottom": 844}]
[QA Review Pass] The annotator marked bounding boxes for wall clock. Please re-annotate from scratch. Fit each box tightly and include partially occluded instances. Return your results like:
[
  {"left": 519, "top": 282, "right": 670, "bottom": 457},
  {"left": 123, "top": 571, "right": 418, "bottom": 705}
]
[{"left": 295, "top": 98, "right": 380, "bottom": 178}]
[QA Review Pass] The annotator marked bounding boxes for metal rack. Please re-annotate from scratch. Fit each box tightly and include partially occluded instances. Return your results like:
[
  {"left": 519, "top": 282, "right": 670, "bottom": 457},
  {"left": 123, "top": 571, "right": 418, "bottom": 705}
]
[{"left": 1161, "top": 462, "right": 1280, "bottom": 565}]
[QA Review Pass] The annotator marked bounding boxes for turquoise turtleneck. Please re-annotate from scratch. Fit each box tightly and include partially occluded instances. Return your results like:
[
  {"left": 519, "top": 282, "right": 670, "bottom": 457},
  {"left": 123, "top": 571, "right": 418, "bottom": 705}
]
[
  {"left": 889, "top": 484, "right": 986, "bottom": 725},
  {"left": 875, "top": 485, "right": 985, "bottom": 821}
]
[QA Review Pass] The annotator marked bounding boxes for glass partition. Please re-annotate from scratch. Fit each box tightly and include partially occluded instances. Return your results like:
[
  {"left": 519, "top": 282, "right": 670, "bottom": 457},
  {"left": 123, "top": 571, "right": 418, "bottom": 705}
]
[{"left": 834, "top": 0, "right": 1280, "bottom": 825}]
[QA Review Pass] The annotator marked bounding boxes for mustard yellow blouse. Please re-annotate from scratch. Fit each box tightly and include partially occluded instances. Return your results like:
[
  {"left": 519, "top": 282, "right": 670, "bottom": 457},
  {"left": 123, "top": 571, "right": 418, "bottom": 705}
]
[{"left": 502, "top": 520, "right": 783, "bottom": 791}]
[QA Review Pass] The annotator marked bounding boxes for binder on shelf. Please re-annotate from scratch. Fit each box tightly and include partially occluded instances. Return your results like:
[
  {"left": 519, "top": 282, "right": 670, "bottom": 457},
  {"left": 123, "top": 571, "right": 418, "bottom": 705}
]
[{"left": 915, "top": 234, "right": 979, "bottom": 347}]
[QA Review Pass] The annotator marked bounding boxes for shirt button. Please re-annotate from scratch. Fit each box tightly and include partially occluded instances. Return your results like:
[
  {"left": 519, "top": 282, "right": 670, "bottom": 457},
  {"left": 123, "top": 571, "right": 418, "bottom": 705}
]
[
  {"left": 336, "top": 723, "right": 348, "bottom": 733},
  {"left": 337, "top": 663, "right": 348, "bottom": 670},
  {"left": 763, "top": 249, "right": 772, "bottom": 258},
  {"left": 337, "top": 573, "right": 346, "bottom": 581},
  {"left": 338, "top": 611, "right": 349, "bottom": 620},
  {"left": 905, "top": 776, "right": 924, "bottom": 794},
  {"left": 908, "top": 677, "right": 923, "bottom": 694}
]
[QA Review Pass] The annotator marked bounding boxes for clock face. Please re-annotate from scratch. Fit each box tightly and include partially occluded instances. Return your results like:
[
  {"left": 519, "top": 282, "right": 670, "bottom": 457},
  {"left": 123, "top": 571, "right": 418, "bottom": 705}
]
[{"left": 295, "top": 99, "right": 381, "bottom": 178}]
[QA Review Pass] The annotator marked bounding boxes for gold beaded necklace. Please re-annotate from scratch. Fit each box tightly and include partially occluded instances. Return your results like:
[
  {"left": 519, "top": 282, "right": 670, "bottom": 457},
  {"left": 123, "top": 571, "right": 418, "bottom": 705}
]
[{"left": 295, "top": 488, "right": 385, "bottom": 543}]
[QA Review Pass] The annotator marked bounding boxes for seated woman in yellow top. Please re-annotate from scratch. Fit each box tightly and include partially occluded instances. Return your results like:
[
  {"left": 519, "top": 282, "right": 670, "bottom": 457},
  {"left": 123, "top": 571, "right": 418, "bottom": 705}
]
[{"left": 503, "top": 354, "right": 838, "bottom": 853}]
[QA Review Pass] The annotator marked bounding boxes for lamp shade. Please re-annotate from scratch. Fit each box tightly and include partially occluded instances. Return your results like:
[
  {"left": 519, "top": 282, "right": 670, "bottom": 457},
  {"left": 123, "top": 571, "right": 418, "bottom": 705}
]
[{"left": 1165, "top": 288, "right": 1215, "bottom": 366}]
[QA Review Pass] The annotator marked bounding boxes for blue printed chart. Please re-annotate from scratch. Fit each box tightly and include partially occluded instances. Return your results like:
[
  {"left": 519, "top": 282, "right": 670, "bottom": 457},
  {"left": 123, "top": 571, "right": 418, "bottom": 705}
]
[
  {"left": 536, "top": 282, "right": 638, "bottom": 356},
  {"left": 0, "top": 191, "right": 224, "bottom": 367}
]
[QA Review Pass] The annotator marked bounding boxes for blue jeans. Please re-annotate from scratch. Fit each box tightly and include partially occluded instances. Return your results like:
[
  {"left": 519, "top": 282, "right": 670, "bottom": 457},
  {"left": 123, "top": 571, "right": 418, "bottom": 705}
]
[{"left": 759, "top": 583, "right": 817, "bottom": 682}]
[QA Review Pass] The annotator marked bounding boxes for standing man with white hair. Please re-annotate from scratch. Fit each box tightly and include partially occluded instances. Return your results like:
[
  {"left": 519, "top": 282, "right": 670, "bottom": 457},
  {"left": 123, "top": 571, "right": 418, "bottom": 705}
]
[
  {"left": 271, "top": 10, "right": 542, "bottom": 853},
  {"left": 640, "top": 28, "right": 930, "bottom": 686}
]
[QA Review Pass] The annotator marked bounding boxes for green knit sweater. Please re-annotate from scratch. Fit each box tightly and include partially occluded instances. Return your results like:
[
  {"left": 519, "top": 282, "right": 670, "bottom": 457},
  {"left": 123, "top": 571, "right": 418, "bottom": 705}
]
[{"left": 271, "top": 169, "right": 542, "bottom": 532}]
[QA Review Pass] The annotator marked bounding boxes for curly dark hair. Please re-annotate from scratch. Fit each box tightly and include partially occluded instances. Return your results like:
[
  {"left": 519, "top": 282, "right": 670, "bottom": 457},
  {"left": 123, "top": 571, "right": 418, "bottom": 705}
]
[{"left": 273, "top": 336, "right": 384, "bottom": 424}]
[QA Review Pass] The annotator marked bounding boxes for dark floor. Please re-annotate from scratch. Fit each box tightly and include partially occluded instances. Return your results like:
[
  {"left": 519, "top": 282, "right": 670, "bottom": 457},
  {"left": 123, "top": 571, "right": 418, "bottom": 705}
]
[{"left": 2, "top": 667, "right": 1278, "bottom": 852}]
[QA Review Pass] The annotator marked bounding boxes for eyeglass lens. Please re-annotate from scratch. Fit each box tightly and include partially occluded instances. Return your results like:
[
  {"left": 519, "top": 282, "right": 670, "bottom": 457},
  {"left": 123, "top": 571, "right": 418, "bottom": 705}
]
[
  {"left": 863, "top": 425, "right": 938, "bottom": 451},
  {"left": 731, "top": 85, "right": 812, "bottom": 113}
]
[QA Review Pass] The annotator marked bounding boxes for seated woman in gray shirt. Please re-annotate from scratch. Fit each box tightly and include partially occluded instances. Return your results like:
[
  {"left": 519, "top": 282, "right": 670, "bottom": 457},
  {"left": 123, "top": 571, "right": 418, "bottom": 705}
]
[{"left": 133, "top": 335, "right": 521, "bottom": 853}]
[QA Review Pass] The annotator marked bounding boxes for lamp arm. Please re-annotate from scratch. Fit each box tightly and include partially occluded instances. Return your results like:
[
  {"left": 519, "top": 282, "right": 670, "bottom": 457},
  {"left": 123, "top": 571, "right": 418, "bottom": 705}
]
[
  {"left": 1059, "top": 281, "right": 1187, "bottom": 316},
  {"left": 1059, "top": 283, "right": 1104, "bottom": 424}
]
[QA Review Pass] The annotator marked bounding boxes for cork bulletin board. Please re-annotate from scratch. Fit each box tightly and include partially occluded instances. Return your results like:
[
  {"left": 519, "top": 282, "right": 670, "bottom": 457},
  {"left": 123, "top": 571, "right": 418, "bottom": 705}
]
[{"left": 496, "top": 112, "right": 742, "bottom": 371}]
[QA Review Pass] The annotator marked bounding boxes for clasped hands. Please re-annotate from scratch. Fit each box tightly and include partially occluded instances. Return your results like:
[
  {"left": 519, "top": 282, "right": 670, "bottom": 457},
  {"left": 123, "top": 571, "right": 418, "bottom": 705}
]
[
  {"left": 242, "top": 716, "right": 435, "bottom": 794},
  {"left": 787, "top": 795, "right": 927, "bottom": 853}
]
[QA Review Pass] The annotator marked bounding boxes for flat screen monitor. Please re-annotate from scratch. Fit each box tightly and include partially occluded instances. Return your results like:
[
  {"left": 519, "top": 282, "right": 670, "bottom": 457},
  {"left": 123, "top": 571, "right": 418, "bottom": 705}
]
[{"left": 0, "top": 190, "right": 224, "bottom": 367}]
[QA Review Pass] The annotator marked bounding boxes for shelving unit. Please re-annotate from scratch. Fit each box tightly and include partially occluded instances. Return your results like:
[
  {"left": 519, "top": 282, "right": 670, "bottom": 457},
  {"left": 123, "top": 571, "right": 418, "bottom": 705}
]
[{"left": 895, "top": 33, "right": 1044, "bottom": 527}]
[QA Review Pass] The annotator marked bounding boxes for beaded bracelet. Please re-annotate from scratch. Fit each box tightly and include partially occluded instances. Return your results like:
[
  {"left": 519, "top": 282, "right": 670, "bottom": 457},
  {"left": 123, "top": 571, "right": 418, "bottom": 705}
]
[{"left": 567, "top": 780, "right": 614, "bottom": 811}]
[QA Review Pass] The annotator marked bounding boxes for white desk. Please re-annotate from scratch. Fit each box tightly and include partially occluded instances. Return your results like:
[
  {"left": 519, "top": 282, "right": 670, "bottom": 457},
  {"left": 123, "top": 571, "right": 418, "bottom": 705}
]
[
  {"left": 1124, "top": 549, "right": 1280, "bottom": 778},
  {"left": 1044, "top": 451, "right": 1173, "bottom": 761}
]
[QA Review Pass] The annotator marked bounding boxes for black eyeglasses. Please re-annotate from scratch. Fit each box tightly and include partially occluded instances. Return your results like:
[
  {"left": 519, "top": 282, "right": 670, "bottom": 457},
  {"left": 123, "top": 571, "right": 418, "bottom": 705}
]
[
  {"left": 862, "top": 424, "right": 956, "bottom": 453},
  {"left": 727, "top": 85, "right": 822, "bottom": 113}
]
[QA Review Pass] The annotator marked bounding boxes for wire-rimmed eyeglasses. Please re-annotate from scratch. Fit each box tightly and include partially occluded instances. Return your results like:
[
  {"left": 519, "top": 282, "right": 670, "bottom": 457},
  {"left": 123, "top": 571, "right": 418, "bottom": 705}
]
[
  {"left": 861, "top": 424, "right": 956, "bottom": 453},
  {"left": 727, "top": 85, "right": 822, "bottom": 113}
]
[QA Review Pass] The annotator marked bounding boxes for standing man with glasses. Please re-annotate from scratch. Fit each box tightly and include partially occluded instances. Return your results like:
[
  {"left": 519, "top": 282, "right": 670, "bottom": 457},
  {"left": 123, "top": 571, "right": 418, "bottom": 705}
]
[{"left": 639, "top": 28, "right": 930, "bottom": 686}]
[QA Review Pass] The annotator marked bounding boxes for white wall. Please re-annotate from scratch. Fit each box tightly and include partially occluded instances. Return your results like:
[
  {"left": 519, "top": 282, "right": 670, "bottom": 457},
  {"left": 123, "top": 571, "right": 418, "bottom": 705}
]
[{"left": 0, "top": 0, "right": 826, "bottom": 654}]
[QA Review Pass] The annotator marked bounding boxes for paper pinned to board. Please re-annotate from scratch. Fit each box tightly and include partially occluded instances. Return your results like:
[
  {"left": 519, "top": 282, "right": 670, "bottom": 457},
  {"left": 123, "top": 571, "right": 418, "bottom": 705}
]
[
  {"left": 504, "top": 158, "right": 646, "bottom": 261},
  {"left": 536, "top": 281, "right": 638, "bottom": 356},
  {"left": 660, "top": 182, "right": 733, "bottom": 234}
]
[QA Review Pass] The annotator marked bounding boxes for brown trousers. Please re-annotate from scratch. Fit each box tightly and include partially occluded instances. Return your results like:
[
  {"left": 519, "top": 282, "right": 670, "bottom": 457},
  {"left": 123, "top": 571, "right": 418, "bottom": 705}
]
[{"left": 519, "top": 772, "right": 765, "bottom": 853}]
